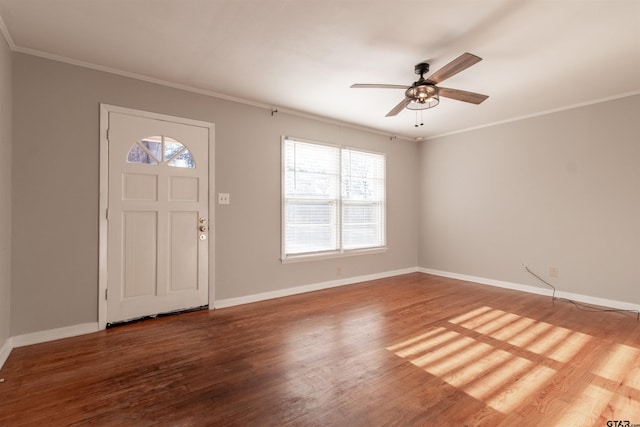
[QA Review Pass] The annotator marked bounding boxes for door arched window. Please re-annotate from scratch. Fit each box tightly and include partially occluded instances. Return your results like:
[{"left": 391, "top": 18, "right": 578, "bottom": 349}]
[{"left": 127, "top": 135, "right": 195, "bottom": 168}]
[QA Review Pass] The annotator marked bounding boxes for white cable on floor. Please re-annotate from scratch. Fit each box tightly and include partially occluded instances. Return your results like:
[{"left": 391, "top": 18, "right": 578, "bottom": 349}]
[{"left": 524, "top": 266, "right": 639, "bottom": 321}]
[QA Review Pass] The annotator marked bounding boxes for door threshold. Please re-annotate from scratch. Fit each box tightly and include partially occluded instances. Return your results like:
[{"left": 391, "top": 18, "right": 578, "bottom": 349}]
[{"left": 106, "top": 305, "right": 209, "bottom": 328}]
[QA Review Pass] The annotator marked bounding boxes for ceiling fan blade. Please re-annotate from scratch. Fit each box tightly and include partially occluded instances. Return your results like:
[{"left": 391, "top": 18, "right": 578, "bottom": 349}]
[
  {"left": 385, "top": 97, "right": 412, "bottom": 117},
  {"left": 438, "top": 87, "right": 489, "bottom": 104},
  {"left": 351, "top": 84, "right": 409, "bottom": 89},
  {"left": 426, "top": 52, "right": 482, "bottom": 84}
]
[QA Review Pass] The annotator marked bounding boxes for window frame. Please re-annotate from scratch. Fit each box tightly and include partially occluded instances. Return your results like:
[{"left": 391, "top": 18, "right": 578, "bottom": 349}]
[{"left": 281, "top": 136, "right": 387, "bottom": 263}]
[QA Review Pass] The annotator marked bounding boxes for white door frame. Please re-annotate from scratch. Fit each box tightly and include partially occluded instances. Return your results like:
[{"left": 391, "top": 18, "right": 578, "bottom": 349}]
[{"left": 98, "top": 104, "right": 216, "bottom": 330}]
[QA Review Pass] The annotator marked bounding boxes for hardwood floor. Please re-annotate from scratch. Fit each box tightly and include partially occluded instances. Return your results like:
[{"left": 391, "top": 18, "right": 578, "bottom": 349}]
[{"left": 2, "top": 273, "right": 640, "bottom": 426}]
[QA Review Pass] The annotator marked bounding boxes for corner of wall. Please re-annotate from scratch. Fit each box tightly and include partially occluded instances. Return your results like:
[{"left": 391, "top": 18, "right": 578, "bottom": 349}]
[
  {"left": 0, "top": 337, "right": 11, "bottom": 370},
  {"left": 0, "top": 12, "right": 13, "bottom": 371}
]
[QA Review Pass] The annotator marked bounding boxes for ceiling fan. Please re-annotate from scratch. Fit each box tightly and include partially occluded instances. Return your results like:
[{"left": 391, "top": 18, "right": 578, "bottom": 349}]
[{"left": 351, "top": 52, "right": 489, "bottom": 117}]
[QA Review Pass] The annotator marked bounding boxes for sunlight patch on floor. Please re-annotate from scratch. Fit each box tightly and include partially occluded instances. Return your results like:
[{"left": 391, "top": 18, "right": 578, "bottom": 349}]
[
  {"left": 439, "top": 346, "right": 510, "bottom": 388},
  {"left": 410, "top": 334, "right": 477, "bottom": 369},
  {"left": 592, "top": 343, "right": 640, "bottom": 382},
  {"left": 392, "top": 329, "right": 459, "bottom": 358},
  {"left": 608, "top": 361, "right": 640, "bottom": 417},
  {"left": 418, "top": 338, "right": 498, "bottom": 378},
  {"left": 488, "top": 315, "right": 536, "bottom": 341},
  {"left": 450, "top": 306, "right": 591, "bottom": 363},
  {"left": 386, "top": 306, "right": 600, "bottom": 414},
  {"left": 553, "top": 384, "right": 614, "bottom": 426},
  {"left": 546, "top": 331, "right": 591, "bottom": 363},
  {"left": 503, "top": 321, "right": 554, "bottom": 348},
  {"left": 484, "top": 364, "right": 556, "bottom": 413},
  {"left": 461, "top": 353, "right": 533, "bottom": 404},
  {"left": 623, "top": 366, "right": 640, "bottom": 389},
  {"left": 472, "top": 312, "right": 522, "bottom": 335},
  {"left": 453, "top": 308, "right": 507, "bottom": 331},
  {"left": 386, "top": 327, "right": 449, "bottom": 353},
  {"left": 520, "top": 326, "right": 572, "bottom": 358},
  {"left": 447, "top": 306, "right": 494, "bottom": 325}
]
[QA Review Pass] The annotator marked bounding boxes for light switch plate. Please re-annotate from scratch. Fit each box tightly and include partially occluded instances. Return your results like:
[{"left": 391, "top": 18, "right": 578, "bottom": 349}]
[{"left": 218, "top": 193, "right": 230, "bottom": 205}]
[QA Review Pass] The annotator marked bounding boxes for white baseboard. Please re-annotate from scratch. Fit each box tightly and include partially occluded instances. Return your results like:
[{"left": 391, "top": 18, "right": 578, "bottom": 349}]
[
  {"left": 419, "top": 267, "right": 640, "bottom": 313},
  {"left": 0, "top": 337, "right": 12, "bottom": 371},
  {"left": 10, "top": 322, "right": 100, "bottom": 349},
  {"left": 215, "top": 267, "right": 419, "bottom": 309},
  {"left": 419, "top": 267, "right": 552, "bottom": 297},
  {"left": 552, "top": 290, "right": 640, "bottom": 313},
  {"left": 0, "top": 323, "right": 100, "bottom": 371}
]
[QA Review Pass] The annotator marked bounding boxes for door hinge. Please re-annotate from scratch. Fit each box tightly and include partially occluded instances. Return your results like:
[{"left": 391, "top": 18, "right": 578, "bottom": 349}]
[
  {"left": 106, "top": 208, "right": 110, "bottom": 220},
  {"left": 106, "top": 128, "right": 110, "bottom": 140},
  {"left": 105, "top": 288, "right": 108, "bottom": 300}
]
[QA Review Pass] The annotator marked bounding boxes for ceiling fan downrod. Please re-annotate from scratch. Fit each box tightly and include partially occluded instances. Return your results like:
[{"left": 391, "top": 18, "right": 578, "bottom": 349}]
[{"left": 414, "top": 62, "right": 430, "bottom": 79}]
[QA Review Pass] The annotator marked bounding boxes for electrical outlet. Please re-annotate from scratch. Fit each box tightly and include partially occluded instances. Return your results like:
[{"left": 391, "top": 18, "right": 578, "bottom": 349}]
[{"left": 218, "top": 193, "right": 230, "bottom": 205}]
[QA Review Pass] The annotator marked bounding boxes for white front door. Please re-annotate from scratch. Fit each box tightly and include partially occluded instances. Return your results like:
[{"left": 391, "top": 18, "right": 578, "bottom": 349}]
[{"left": 105, "top": 110, "right": 211, "bottom": 324}]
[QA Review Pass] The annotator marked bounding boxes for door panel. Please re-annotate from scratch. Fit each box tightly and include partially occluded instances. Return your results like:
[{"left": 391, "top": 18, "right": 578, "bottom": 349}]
[
  {"left": 169, "top": 176, "right": 199, "bottom": 202},
  {"left": 123, "top": 174, "right": 158, "bottom": 201},
  {"left": 123, "top": 211, "right": 157, "bottom": 298},
  {"left": 169, "top": 211, "right": 198, "bottom": 291},
  {"left": 107, "top": 112, "right": 210, "bottom": 324}
]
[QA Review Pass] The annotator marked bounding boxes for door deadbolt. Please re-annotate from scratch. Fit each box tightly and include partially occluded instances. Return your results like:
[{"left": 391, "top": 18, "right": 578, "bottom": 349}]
[
  {"left": 199, "top": 217, "right": 207, "bottom": 223},
  {"left": 199, "top": 225, "right": 208, "bottom": 232}
]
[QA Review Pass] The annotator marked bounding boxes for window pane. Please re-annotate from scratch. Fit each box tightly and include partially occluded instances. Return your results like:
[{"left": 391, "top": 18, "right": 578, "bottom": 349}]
[
  {"left": 140, "top": 137, "right": 163, "bottom": 162},
  {"left": 341, "top": 149, "right": 385, "bottom": 250},
  {"left": 343, "top": 224, "right": 383, "bottom": 249},
  {"left": 343, "top": 177, "right": 385, "bottom": 200},
  {"left": 284, "top": 140, "right": 340, "bottom": 199},
  {"left": 164, "top": 137, "right": 185, "bottom": 161},
  {"left": 343, "top": 202, "right": 381, "bottom": 224},
  {"left": 342, "top": 149, "right": 385, "bottom": 201},
  {"left": 285, "top": 200, "right": 338, "bottom": 254},
  {"left": 168, "top": 149, "right": 195, "bottom": 168},
  {"left": 127, "top": 143, "right": 158, "bottom": 165},
  {"left": 342, "top": 202, "right": 384, "bottom": 249}
]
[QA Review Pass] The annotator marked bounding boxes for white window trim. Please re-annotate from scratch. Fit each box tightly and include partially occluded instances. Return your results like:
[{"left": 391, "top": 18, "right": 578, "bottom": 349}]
[
  {"left": 281, "top": 136, "right": 387, "bottom": 263},
  {"left": 280, "top": 246, "right": 388, "bottom": 264}
]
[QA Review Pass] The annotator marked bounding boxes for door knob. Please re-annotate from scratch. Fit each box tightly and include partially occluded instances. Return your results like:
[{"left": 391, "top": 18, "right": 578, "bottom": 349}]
[{"left": 199, "top": 225, "right": 208, "bottom": 232}]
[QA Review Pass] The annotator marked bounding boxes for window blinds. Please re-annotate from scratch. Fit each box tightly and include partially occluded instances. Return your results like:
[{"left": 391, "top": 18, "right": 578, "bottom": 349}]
[
  {"left": 341, "top": 149, "right": 386, "bottom": 250},
  {"left": 283, "top": 138, "right": 385, "bottom": 258}
]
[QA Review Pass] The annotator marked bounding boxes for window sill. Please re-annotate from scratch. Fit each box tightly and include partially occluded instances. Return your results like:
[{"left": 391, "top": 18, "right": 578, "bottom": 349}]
[{"left": 280, "top": 247, "right": 388, "bottom": 264}]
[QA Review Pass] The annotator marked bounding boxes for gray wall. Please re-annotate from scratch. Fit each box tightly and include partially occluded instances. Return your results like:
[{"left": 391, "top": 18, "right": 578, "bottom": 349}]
[
  {"left": 11, "top": 53, "right": 419, "bottom": 335},
  {"left": 419, "top": 94, "right": 640, "bottom": 303},
  {"left": 0, "top": 31, "right": 11, "bottom": 347}
]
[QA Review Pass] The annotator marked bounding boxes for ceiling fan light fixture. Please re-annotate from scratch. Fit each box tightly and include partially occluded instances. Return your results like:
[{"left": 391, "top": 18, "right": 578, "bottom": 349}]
[
  {"left": 405, "top": 84, "right": 439, "bottom": 110},
  {"left": 406, "top": 96, "right": 439, "bottom": 110}
]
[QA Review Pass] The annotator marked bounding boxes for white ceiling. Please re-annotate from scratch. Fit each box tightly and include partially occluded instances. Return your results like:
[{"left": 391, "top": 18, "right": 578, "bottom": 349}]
[{"left": 0, "top": 0, "right": 638, "bottom": 140}]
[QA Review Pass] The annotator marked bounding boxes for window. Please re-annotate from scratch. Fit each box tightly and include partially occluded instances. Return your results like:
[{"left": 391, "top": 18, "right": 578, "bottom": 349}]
[
  {"left": 127, "top": 136, "right": 195, "bottom": 168},
  {"left": 282, "top": 137, "right": 385, "bottom": 260}
]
